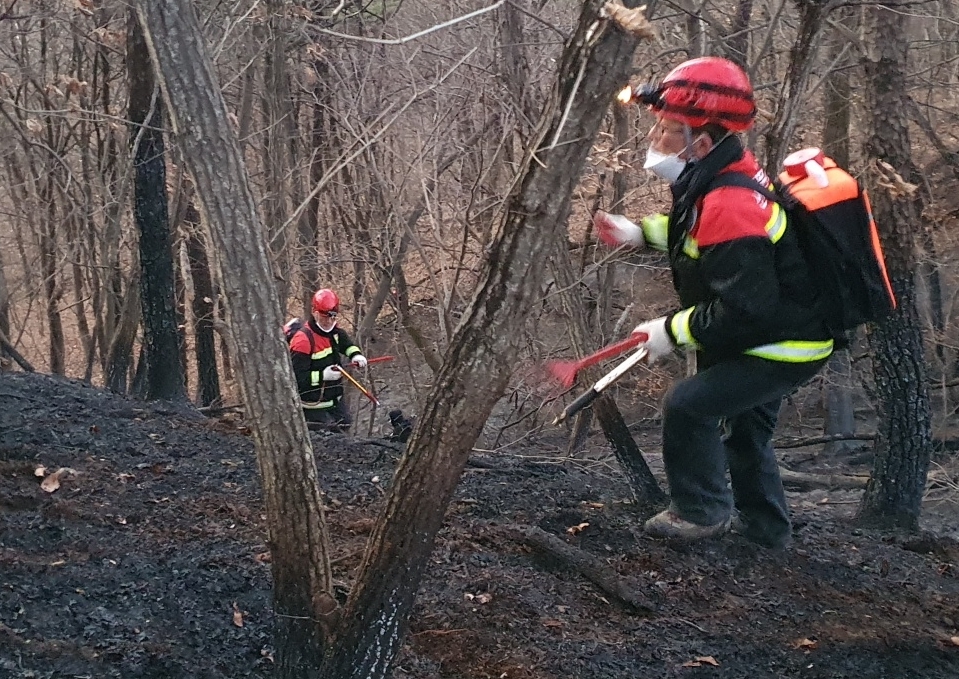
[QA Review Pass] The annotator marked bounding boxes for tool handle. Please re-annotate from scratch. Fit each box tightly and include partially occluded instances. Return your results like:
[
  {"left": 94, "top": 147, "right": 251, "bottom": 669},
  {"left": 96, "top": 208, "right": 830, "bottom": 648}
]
[
  {"left": 576, "top": 333, "right": 647, "bottom": 371},
  {"left": 591, "top": 346, "right": 649, "bottom": 394},
  {"left": 552, "top": 347, "right": 649, "bottom": 426},
  {"left": 366, "top": 356, "right": 394, "bottom": 365},
  {"left": 552, "top": 388, "right": 600, "bottom": 426}
]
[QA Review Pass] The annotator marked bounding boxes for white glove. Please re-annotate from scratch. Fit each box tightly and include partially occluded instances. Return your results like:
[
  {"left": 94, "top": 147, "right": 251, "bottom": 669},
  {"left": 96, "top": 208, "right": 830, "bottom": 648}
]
[
  {"left": 322, "top": 365, "right": 342, "bottom": 381},
  {"left": 351, "top": 354, "right": 367, "bottom": 369},
  {"left": 593, "top": 210, "right": 645, "bottom": 248},
  {"left": 633, "top": 317, "right": 675, "bottom": 365}
]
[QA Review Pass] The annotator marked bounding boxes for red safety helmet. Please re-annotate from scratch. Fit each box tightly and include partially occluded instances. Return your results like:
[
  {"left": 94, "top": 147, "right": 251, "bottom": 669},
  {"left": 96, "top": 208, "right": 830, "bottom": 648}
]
[
  {"left": 645, "top": 57, "right": 756, "bottom": 132},
  {"left": 311, "top": 288, "right": 339, "bottom": 315}
]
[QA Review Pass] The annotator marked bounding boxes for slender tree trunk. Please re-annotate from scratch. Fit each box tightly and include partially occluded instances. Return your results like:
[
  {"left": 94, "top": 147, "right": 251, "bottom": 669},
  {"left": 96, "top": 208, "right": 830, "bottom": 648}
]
[
  {"left": 321, "top": 4, "right": 653, "bottom": 676},
  {"left": 725, "top": 0, "right": 754, "bottom": 66},
  {"left": 105, "top": 272, "right": 141, "bottom": 394},
  {"left": 820, "top": 16, "right": 856, "bottom": 455},
  {"left": 128, "top": 11, "right": 186, "bottom": 401},
  {"left": 763, "top": 0, "right": 829, "bottom": 170},
  {"left": 133, "top": 3, "right": 336, "bottom": 675},
  {"left": 39, "top": 174, "right": 65, "bottom": 375},
  {"left": 0, "top": 253, "right": 9, "bottom": 350},
  {"left": 857, "top": 1, "right": 932, "bottom": 529},
  {"left": 184, "top": 203, "right": 221, "bottom": 407}
]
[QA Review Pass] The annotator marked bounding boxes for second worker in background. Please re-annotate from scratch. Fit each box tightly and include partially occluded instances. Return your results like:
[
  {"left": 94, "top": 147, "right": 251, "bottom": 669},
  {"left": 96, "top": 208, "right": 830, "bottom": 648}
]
[{"left": 288, "top": 288, "right": 367, "bottom": 431}]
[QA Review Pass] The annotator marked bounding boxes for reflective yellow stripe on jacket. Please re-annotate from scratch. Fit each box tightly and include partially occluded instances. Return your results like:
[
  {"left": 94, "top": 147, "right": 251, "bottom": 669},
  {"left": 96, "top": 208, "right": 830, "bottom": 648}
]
[
  {"left": 681, "top": 201, "right": 786, "bottom": 260},
  {"left": 671, "top": 307, "right": 832, "bottom": 363}
]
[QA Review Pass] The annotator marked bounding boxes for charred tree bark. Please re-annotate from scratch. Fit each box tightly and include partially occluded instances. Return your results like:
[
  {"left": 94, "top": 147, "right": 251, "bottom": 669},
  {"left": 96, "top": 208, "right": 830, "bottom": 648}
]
[
  {"left": 321, "top": 4, "right": 653, "bottom": 677},
  {"left": 858, "top": 2, "right": 932, "bottom": 530},
  {"left": 0, "top": 253, "right": 9, "bottom": 351},
  {"left": 128, "top": 12, "right": 186, "bottom": 401},
  {"left": 184, "top": 203, "right": 221, "bottom": 407},
  {"left": 134, "top": 3, "right": 335, "bottom": 676}
]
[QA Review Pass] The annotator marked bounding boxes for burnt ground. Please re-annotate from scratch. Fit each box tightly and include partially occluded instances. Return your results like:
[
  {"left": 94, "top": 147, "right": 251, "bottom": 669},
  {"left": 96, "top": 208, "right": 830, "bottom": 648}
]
[{"left": 1, "top": 371, "right": 958, "bottom": 679}]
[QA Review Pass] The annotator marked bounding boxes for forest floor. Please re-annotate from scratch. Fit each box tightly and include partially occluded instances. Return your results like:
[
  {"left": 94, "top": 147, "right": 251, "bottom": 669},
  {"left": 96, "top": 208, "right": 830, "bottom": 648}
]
[{"left": 1, "top": 371, "right": 959, "bottom": 678}]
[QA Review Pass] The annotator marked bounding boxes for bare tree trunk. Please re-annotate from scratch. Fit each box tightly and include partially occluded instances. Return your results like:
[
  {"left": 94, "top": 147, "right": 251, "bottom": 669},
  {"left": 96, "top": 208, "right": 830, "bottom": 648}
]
[
  {"left": 857, "top": 1, "right": 932, "bottom": 530},
  {"left": 321, "top": 4, "right": 653, "bottom": 676},
  {"left": 725, "top": 0, "right": 754, "bottom": 66},
  {"left": 105, "top": 272, "right": 141, "bottom": 394},
  {"left": 260, "top": 0, "right": 293, "bottom": 306},
  {"left": 184, "top": 203, "right": 221, "bottom": 407},
  {"left": 0, "top": 252, "right": 9, "bottom": 350},
  {"left": 128, "top": 11, "right": 186, "bottom": 401},
  {"left": 763, "top": 0, "right": 829, "bottom": 170},
  {"left": 820, "top": 15, "right": 856, "bottom": 455},
  {"left": 39, "top": 174, "right": 65, "bottom": 375},
  {"left": 133, "top": 3, "right": 336, "bottom": 676}
]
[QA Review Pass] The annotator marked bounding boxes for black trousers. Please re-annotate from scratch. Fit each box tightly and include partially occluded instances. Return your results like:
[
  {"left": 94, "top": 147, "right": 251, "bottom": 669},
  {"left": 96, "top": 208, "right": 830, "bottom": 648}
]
[
  {"left": 661, "top": 354, "right": 827, "bottom": 544},
  {"left": 303, "top": 397, "right": 352, "bottom": 431}
]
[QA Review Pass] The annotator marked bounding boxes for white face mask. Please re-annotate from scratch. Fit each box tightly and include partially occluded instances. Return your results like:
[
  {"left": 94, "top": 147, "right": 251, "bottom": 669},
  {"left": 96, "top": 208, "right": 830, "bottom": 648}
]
[{"left": 643, "top": 148, "right": 687, "bottom": 183}]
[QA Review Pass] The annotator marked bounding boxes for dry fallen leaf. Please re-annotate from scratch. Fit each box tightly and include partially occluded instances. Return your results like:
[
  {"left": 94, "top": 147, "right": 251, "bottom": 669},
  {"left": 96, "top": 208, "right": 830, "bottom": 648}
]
[
  {"left": 40, "top": 468, "right": 77, "bottom": 493},
  {"left": 34, "top": 465, "right": 47, "bottom": 477},
  {"left": 232, "top": 602, "right": 244, "bottom": 627},
  {"left": 254, "top": 551, "right": 272, "bottom": 564},
  {"left": 566, "top": 522, "right": 590, "bottom": 535},
  {"left": 464, "top": 592, "right": 493, "bottom": 604},
  {"left": 602, "top": 2, "right": 656, "bottom": 39},
  {"left": 681, "top": 656, "right": 720, "bottom": 668},
  {"left": 542, "top": 619, "right": 563, "bottom": 628},
  {"left": 794, "top": 637, "right": 818, "bottom": 650},
  {"left": 949, "top": 636, "right": 959, "bottom": 647}
]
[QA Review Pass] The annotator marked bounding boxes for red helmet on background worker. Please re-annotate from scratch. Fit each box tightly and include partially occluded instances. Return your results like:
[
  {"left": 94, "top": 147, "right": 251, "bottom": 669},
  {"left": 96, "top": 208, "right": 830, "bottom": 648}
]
[
  {"left": 643, "top": 57, "right": 756, "bottom": 132},
  {"left": 312, "top": 288, "right": 339, "bottom": 315}
]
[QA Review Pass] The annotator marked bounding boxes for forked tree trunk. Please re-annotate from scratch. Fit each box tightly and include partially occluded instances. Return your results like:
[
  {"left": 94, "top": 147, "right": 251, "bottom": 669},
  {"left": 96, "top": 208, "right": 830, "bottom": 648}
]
[
  {"left": 128, "top": 12, "right": 186, "bottom": 402},
  {"left": 858, "top": 1, "right": 932, "bottom": 530},
  {"left": 133, "top": 3, "right": 336, "bottom": 675},
  {"left": 321, "top": 3, "right": 653, "bottom": 677}
]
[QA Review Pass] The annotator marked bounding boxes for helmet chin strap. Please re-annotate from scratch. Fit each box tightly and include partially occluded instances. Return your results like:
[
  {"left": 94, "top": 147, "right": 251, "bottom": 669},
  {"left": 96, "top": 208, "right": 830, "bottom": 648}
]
[{"left": 682, "top": 125, "right": 729, "bottom": 162}]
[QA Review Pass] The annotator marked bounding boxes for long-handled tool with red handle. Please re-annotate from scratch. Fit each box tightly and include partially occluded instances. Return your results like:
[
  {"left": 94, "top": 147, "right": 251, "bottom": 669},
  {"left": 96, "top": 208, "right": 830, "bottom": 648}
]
[
  {"left": 334, "top": 366, "right": 380, "bottom": 406},
  {"left": 545, "top": 332, "right": 648, "bottom": 388},
  {"left": 552, "top": 346, "right": 649, "bottom": 426}
]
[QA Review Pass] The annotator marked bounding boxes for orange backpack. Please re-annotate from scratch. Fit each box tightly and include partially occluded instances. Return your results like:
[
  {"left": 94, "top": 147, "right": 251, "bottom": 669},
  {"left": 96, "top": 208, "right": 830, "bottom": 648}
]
[{"left": 709, "top": 151, "right": 896, "bottom": 339}]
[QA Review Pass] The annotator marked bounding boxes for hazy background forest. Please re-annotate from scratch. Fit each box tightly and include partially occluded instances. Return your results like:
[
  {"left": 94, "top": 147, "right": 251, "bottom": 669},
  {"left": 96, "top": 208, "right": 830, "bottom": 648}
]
[{"left": 0, "top": 0, "right": 957, "bottom": 438}]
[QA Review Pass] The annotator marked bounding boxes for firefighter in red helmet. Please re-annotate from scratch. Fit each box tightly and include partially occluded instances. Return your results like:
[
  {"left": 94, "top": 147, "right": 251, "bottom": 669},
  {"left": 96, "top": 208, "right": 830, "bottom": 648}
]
[
  {"left": 598, "top": 57, "right": 831, "bottom": 548},
  {"left": 288, "top": 288, "right": 367, "bottom": 431}
]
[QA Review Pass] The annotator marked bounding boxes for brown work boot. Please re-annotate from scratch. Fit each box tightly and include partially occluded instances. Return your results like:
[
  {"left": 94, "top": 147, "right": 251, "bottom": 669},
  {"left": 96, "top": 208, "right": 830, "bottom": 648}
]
[{"left": 644, "top": 510, "right": 731, "bottom": 541}]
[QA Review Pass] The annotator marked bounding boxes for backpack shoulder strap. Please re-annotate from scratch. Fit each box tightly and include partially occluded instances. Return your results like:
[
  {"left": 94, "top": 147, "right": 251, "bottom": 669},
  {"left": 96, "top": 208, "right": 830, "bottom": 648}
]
[
  {"left": 707, "top": 172, "right": 793, "bottom": 208},
  {"left": 301, "top": 326, "right": 316, "bottom": 355}
]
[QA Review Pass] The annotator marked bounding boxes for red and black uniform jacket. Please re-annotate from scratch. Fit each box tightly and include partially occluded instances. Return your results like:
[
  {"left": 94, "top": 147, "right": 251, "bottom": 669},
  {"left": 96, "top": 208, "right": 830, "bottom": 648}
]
[
  {"left": 288, "top": 319, "right": 362, "bottom": 405},
  {"left": 664, "top": 135, "right": 831, "bottom": 365}
]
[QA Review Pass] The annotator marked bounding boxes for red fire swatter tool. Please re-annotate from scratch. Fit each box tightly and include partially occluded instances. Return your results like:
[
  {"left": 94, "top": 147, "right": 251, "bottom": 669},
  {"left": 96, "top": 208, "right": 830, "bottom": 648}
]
[{"left": 545, "top": 332, "right": 648, "bottom": 388}]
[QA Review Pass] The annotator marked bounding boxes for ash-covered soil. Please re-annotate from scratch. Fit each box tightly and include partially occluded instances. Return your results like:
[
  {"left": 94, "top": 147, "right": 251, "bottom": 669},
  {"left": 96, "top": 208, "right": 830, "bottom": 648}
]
[{"left": 1, "top": 372, "right": 958, "bottom": 678}]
